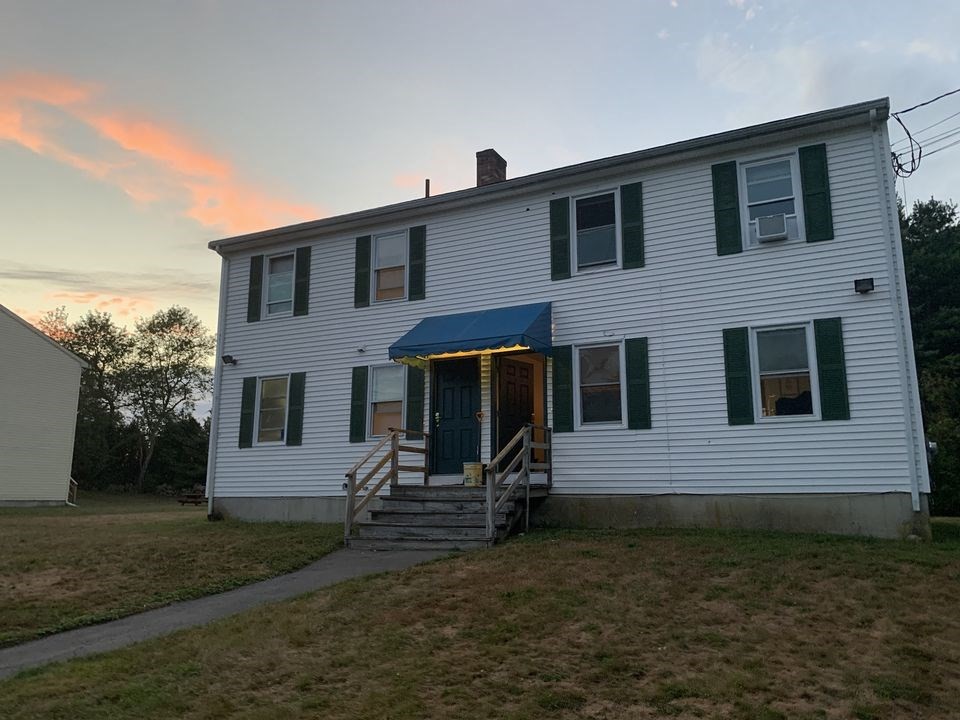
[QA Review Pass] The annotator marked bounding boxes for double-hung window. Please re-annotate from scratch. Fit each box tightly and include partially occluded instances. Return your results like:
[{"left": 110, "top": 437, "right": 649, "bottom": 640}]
[
  {"left": 577, "top": 344, "right": 623, "bottom": 425},
  {"left": 373, "top": 231, "right": 407, "bottom": 302},
  {"left": 370, "top": 365, "right": 404, "bottom": 436},
  {"left": 753, "top": 326, "right": 814, "bottom": 418},
  {"left": 265, "top": 254, "right": 295, "bottom": 316},
  {"left": 257, "top": 376, "right": 290, "bottom": 442},
  {"left": 741, "top": 156, "right": 803, "bottom": 246},
  {"left": 575, "top": 192, "right": 618, "bottom": 270}
]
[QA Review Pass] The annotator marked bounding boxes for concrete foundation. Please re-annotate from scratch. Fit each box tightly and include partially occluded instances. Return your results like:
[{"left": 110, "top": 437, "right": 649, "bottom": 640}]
[
  {"left": 532, "top": 492, "right": 931, "bottom": 540},
  {"left": 0, "top": 500, "right": 67, "bottom": 507},
  {"left": 214, "top": 496, "right": 345, "bottom": 523}
]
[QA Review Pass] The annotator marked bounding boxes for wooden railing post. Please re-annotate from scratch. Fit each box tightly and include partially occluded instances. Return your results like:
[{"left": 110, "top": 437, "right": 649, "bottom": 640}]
[
  {"left": 390, "top": 431, "right": 400, "bottom": 486},
  {"left": 344, "top": 472, "right": 357, "bottom": 544},
  {"left": 423, "top": 432, "right": 430, "bottom": 486},
  {"left": 485, "top": 463, "right": 496, "bottom": 540},
  {"left": 523, "top": 425, "right": 532, "bottom": 532}
]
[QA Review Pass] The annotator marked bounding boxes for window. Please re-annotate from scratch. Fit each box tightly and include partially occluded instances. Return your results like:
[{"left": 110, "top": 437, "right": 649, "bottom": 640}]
[
  {"left": 370, "top": 365, "right": 404, "bottom": 436},
  {"left": 577, "top": 344, "right": 623, "bottom": 424},
  {"left": 265, "top": 254, "right": 294, "bottom": 316},
  {"left": 373, "top": 231, "right": 406, "bottom": 301},
  {"left": 741, "top": 156, "right": 803, "bottom": 246},
  {"left": 575, "top": 192, "right": 617, "bottom": 269},
  {"left": 257, "top": 376, "right": 289, "bottom": 442},
  {"left": 754, "top": 326, "right": 814, "bottom": 417}
]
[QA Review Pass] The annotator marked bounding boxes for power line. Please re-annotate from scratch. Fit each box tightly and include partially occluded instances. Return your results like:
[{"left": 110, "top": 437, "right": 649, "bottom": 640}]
[
  {"left": 894, "top": 87, "right": 960, "bottom": 116},
  {"left": 890, "top": 87, "right": 960, "bottom": 178},
  {"left": 890, "top": 112, "right": 960, "bottom": 147},
  {"left": 924, "top": 137, "right": 960, "bottom": 158},
  {"left": 891, "top": 112, "right": 960, "bottom": 148}
]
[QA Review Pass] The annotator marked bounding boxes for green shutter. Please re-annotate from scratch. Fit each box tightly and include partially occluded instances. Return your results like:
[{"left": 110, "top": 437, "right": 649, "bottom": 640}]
[
  {"left": 552, "top": 345, "right": 574, "bottom": 432},
  {"left": 814, "top": 317, "right": 849, "bottom": 420},
  {"left": 247, "top": 255, "right": 264, "bottom": 322},
  {"left": 408, "top": 225, "right": 426, "bottom": 301},
  {"left": 625, "top": 337, "right": 651, "bottom": 429},
  {"left": 799, "top": 144, "right": 834, "bottom": 243},
  {"left": 349, "top": 366, "right": 369, "bottom": 443},
  {"left": 293, "top": 247, "right": 311, "bottom": 316},
  {"left": 550, "top": 198, "right": 571, "bottom": 281},
  {"left": 286, "top": 372, "right": 306, "bottom": 446},
  {"left": 621, "top": 182, "right": 645, "bottom": 269},
  {"left": 722, "top": 327, "right": 754, "bottom": 425},
  {"left": 239, "top": 376, "right": 257, "bottom": 448},
  {"left": 405, "top": 365, "right": 425, "bottom": 436},
  {"left": 712, "top": 162, "right": 743, "bottom": 256},
  {"left": 354, "top": 236, "right": 371, "bottom": 308}
]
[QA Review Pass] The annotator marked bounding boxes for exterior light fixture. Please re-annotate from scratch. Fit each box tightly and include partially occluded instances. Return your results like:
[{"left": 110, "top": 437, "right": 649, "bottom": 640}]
[
  {"left": 221, "top": 354, "right": 238, "bottom": 365},
  {"left": 854, "top": 278, "right": 875, "bottom": 294}
]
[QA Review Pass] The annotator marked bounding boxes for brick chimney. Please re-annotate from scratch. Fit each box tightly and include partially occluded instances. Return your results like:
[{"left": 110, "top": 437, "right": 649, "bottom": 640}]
[{"left": 476, "top": 149, "right": 507, "bottom": 187}]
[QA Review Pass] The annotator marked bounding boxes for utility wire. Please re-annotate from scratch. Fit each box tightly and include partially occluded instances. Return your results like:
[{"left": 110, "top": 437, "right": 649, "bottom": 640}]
[
  {"left": 924, "top": 137, "right": 960, "bottom": 158},
  {"left": 891, "top": 112, "right": 960, "bottom": 148},
  {"left": 890, "top": 87, "right": 960, "bottom": 178}
]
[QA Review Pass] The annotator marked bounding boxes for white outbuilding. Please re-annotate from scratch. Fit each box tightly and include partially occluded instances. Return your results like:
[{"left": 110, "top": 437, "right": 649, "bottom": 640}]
[{"left": 0, "top": 304, "right": 86, "bottom": 506}]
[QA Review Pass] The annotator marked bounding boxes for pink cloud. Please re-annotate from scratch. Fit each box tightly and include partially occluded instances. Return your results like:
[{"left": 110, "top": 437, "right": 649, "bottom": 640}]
[
  {"left": 49, "top": 291, "right": 154, "bottom": 317},
  {"left": 0, "top": 71, "right": 323, "bottom": 234}
]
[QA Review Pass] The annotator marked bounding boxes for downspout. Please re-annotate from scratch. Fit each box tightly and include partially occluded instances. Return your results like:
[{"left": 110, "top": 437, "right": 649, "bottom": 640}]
[
  {"left": 206, "top": 254, "right": 230, "bottom": 518},
  {"left": 871, "top": 113, "right": 929, "bottom": 512}
]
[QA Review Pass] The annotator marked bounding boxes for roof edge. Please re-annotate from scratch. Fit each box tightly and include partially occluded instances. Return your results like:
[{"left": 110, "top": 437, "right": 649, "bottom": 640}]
[
  {"left": 0, "top": 304, "right": 89, "bottom": 368},
  {"left": 210, "top": 97, "right": 889, "bottom": 254}
]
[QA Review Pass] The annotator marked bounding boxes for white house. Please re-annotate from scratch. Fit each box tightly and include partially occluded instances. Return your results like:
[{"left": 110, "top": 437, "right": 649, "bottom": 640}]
[
  {"left": 205, "top": 98, "right": 930, "bottom": 543},
  {"left": 0, "top": 305, "right": 86, "bottom": 506}
]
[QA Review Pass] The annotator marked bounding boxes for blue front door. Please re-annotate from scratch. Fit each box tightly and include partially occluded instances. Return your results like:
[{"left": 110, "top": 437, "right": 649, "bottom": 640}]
[{"left": 432, "top": 359, "right": 480, "bottom": 475}]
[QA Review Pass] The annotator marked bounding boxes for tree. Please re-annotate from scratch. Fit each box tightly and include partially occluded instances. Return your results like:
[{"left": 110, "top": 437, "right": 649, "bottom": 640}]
[
  {"left": 122, "top": 306, "right": 215, "bottom": 491},
  {"left": 901, "top": 198, "right": 960, "bottom": 514}
]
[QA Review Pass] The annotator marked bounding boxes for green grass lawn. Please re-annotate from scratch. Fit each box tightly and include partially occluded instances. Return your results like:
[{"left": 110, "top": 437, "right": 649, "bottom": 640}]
[
  {"left": 0, "top": 492, "right": 341, "bottom": 646},
  {"left": 2, "top": 522, "right": 960, "bottom": 719}
]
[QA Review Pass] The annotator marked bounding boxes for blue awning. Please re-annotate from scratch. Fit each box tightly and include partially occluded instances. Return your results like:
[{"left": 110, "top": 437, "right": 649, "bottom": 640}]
[{"left": 389, "top": 302, "right": 552, "bottom": 365}]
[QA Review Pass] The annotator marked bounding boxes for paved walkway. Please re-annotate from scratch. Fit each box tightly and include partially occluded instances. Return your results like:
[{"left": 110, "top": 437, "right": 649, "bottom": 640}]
[{"left": 0, "top": 548, "right": 445, "bottom": 680}]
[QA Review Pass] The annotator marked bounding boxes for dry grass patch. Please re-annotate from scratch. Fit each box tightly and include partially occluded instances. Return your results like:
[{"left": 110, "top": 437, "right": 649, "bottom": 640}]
[
  {"left": 0, "top": 492, "right": 340, "bottom": 645},
  {"left": 2, "top": 523, "right": 960, "bottom": 719}
]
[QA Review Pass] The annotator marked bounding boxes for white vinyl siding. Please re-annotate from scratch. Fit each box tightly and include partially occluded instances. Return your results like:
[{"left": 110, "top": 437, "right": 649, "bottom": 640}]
[
  {"left": 210, "top": 125, "right": 925, "bottom": 500},
  {"left": 0, "top": 309, "right": 83, "bottom": 504}
]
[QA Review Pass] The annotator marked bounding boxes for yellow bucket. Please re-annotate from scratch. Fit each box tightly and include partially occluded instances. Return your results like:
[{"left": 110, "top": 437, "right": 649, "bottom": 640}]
[{"left": 463, "top": 462, "right": 484, "bottom": 487}]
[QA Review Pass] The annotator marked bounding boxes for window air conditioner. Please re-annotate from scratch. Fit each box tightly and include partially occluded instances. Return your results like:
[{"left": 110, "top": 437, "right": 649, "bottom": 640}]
[{"left": 756, "top": 213, "right": 788, "bottom": 242}]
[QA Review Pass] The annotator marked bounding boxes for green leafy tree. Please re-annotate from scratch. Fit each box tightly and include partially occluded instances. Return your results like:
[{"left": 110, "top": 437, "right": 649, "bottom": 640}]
[
  {"left": 901, "top": 198, "right": 960, "bottom": 514},
  {"left": 122, "top": 306, "right": 215, "bottom": 491}
]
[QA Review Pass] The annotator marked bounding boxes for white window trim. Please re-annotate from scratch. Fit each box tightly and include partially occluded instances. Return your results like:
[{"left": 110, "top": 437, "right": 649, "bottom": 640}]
[
  {"left": 570, "top": 189, "right": 622, "bottom": 275},
  {"left": 737, "top": 151, "right": 806, "bottom": 250},
  {"left": 573, "top": 340, "right": 627, "bottom": 430},
  {"left": 748, "top": 322, "right": 821, "bottom": 423},
  {"left": 254, "top": 374, "right": 291, "bottom": 445},
  {"left": 371, "top": 230, "right": 409, "bottom": 304},
  {"left": 262, "top": 251, "right": 295, "bottom": 320},
  {"left": 367, "top": 364, "right": 406, "bottom": 439}
]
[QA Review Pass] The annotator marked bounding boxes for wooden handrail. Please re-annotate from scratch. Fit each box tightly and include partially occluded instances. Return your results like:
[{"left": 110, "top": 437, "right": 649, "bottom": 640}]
[
  {"left": 344, "top": 427, "right": 431, "bottom": 543},
  {"left": 485, "top": 423, "right": 552, "bottom": 541}
]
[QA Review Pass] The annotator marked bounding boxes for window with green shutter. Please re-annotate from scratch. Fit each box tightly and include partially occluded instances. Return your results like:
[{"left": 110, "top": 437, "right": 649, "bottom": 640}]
[
  {"left": 814, "top": 317, "right": 849, "bottom": 420},
  {"left": 713, "top": 162, "right": 743, "bottom": 256},
  {"left": 349, "top": 366, "right": 369, "bottom": 443},
  {"left": 799, "top": 144, "right": 834, "bottom": 242},
  {"left": 625, "top": 337, "right": 651, "bottom": 429},
  {"left": 408, "top": 226, "right": 426, "bottom": 301},
  {"left": 551, "top": 346, "right": 574, "bottom": 432},
  {"left": 354, "top": 236, "right": 371, "bottom": 308},
  {"left": 293, "top": 247, "right": 311, "bottom": 316},
  {"left": 621, "top": 182, "right": 644, "bottom": 269},
  {"left": 550, "top": 198, "right": 571, "bottom": 281},
  {"left": 246, "top": 256, "right": 264, "bottom": 323},
  {"left": 239, "top": 376, "right": 258, "bottom": 447},
  {"left": 286, "top": 372, "right": 306, "bottom": 446},
  {"left": 722, "top": 327, "right": 754, "bottom": 425},
  {"left": 405, "top": 365, "right": 425, "bottom": 436}
]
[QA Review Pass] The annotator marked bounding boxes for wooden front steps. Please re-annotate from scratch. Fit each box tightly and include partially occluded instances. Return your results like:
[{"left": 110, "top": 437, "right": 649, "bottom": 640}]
[{"left": 348, "top": 485, "right": 535, "bottom": 551}]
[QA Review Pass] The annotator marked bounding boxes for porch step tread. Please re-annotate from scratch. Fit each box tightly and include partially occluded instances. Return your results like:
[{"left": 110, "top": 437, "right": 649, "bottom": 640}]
[
  {"left": 374, "top": 499, "right": 516, "bottom": 514},
  {"left": 357, "top": 523, "right": 492, "bottom": 539},
  {"left": 369, "top": 512, "right": 509, "bottom": 526},
  {"left": 348, "top": 537, "right": 491, "bottom": 551}
]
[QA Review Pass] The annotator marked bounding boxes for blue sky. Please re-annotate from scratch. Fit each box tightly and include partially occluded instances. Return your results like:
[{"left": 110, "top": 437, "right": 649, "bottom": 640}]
[{"left": 1, "top": 0, "right": 957, "bottom": 329}]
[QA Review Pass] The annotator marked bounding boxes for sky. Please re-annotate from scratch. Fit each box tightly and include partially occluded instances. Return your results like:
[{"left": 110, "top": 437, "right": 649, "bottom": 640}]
[{"left": 1, "top": 0, "right": 958, "bottom": 333}]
